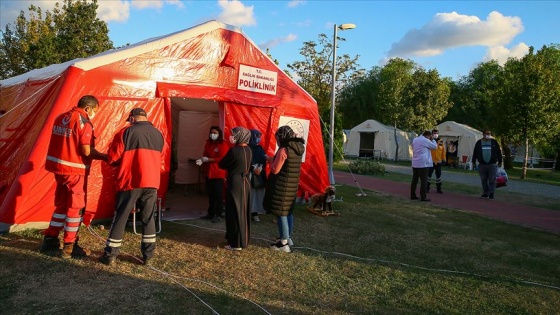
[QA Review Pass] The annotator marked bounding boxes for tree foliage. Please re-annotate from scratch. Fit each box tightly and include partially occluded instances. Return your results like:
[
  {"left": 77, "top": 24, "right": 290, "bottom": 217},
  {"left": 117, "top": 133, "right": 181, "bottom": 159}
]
[
  {"left": 496, "top": 45, "right": 560, "bottom": 177},
  {"left": 0, "top": 0, "right": 113, "bottom": 79},
  {"left": 286, "top": 32, "right": 364, "bottom": 161}
]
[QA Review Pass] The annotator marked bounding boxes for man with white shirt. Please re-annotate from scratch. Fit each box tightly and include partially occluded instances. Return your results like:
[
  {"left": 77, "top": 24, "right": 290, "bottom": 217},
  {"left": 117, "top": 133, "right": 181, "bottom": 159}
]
[{"left": 410, "top": 131, "right": 437, "bottom": 201}]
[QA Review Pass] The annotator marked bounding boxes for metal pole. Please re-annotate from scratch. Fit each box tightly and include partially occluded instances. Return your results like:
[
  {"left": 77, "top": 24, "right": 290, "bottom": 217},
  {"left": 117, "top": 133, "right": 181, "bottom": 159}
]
[{"left": 328, "top": 24, "right": 338, "bottom": 185}]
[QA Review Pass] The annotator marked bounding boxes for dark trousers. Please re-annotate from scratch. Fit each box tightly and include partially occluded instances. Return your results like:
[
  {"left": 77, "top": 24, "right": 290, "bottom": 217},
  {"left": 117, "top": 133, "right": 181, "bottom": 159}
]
[
  {"left": 411, "top": 167, "right": 429, "bottom": 199},
  {"left": 427, "top": 163, "right": 442, "bottom": 191},
  {"left": 104, "top": 188, "right": 158, "bottom": 259},
  {"left": 206, "top": 178, "right": 224, "bottom": 217},
  {"left": 478, "top": 164, "right": 498, "bottom": 197}
]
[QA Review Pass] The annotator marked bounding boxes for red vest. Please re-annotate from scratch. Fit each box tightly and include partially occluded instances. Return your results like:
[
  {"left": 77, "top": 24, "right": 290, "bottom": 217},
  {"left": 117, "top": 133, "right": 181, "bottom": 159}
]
[
  {"left": 203, "top": 140, "right": 229, "bottom": 179},
  {"left": 45, "top": 107, "right": 94, "bottom": 175}
]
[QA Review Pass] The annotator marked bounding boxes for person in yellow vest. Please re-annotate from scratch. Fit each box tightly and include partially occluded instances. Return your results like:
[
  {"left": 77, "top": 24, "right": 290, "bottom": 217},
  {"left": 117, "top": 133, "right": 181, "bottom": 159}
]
[{"left": 427, "top": 129, "right": 446, "bottom": 194}]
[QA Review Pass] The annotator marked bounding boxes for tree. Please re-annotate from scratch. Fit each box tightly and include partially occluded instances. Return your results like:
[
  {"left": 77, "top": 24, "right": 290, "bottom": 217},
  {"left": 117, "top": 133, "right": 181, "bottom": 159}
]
[
  {"left": 338, "top": 66, "right": 382, "bottom": 128},
  {"left": 0, "top": 0, "right": 113, "bottom": 79},
  {"left": 497, "top": 45, "right": 560, "bottom": 178},
  {"left": 287, "top": 33, "right": 364, "bottom": 161}
]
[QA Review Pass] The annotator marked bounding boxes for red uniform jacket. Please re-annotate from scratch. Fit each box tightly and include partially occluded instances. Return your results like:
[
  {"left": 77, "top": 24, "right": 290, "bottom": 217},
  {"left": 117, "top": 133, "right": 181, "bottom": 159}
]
[
  {"left": 45, "top": 107, "right": 94, "bottom": 175},
  {"left": 202, "top": 140, "right": 229, "bottom": 179},
  {"left": 107, "top": 121, "right": 164, "bottom": 191}
]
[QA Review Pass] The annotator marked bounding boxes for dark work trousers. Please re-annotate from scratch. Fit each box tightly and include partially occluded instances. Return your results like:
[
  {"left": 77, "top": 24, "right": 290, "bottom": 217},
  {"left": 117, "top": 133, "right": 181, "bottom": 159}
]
[
  {"left": 427, "top": 163, "right": 443, "bottom": 191},
  {"left": 478, "top": 164, "right": 498, "bottom": 197},
  {"left": 411, "top": 167, "right": 429, "bottom": 199},
  {"left": 104, "top": 188, "right": 158, "bottom": 259},
  {"left": 206, "top": 178, "right": 225, "bottom": 218}
]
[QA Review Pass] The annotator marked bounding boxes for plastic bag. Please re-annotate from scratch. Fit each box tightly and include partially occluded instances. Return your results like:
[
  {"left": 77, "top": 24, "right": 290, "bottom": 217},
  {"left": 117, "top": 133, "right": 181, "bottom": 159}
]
[{"left": 496, "top": 167, "right": 508, "bottom": 188}]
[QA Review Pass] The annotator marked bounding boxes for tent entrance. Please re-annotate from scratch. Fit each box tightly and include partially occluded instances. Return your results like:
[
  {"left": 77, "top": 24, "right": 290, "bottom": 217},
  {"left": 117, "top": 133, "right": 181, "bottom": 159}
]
[
  {"left": 163, "top": 97, "right": 221, "bottom": 220},
  {"left": 359, "top": 132, "right": 376, "bottom": 158}
]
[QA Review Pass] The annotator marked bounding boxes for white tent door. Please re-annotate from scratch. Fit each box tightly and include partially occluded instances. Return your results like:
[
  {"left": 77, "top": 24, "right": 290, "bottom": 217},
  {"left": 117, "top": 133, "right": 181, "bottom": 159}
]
[
  {"left": 175, "top": 111, "right": 218, "bottom": 184},
  {"left": 359, "top": 132, "right": 375, "bottom": 157}
]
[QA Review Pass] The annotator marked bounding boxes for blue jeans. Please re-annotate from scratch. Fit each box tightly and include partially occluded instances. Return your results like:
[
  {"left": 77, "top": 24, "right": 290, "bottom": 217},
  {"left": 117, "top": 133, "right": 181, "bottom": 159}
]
[
  {"left": 277, "top": 214, "right": 293, "bottom": 240},
  {"left": 478, "top": 164, "right": 497, "bottom": 196}
]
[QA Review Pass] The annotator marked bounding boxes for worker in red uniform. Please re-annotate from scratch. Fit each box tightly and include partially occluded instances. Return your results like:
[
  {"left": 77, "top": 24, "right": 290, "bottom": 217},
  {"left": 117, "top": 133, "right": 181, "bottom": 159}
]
[
  {"left": 99, "top": 108, "right": 164, "bottom": 266},
  {"left": 40, "top": 95, "right": 107, "bottom": 259}
]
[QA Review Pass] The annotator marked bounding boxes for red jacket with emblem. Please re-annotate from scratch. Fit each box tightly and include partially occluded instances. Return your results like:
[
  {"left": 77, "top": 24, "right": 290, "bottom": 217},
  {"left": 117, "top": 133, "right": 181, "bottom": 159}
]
[
  {"left": 202, "top": 140, "right": 229, "bottom": 179},
  {"left": 107, "top": 121, "right": 164, "bottom": 191},
  {"left": 45, "top": 107, "right": 95, "bottom": 175}
]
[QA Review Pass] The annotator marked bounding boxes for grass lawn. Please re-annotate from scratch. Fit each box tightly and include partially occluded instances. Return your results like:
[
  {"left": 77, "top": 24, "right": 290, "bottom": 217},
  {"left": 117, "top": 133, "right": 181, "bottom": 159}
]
[{"left": 1, "top": 185, "right": 559, "bottom": 314}]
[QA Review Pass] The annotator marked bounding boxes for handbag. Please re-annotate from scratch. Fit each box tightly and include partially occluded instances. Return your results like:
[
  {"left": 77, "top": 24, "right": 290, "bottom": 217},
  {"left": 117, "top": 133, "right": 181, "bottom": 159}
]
[
  {"left": 496, "top": 167, "right": 508, "bottom": 188},
  {"left": 250, "top": 172, "right": 266, "bottom": 189}
]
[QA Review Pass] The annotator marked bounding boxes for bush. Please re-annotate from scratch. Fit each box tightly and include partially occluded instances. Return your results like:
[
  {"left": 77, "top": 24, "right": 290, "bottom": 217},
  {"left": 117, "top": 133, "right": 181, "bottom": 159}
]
[{"left": 348, "top": 159, "right": 386, "bottom": 175}]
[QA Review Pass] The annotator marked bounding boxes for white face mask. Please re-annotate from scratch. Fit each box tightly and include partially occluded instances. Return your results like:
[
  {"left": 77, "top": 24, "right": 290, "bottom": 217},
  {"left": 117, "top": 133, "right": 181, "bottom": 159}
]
[
  {"left": 88, "top": 108, "right": 96, "bottom": 120},
  {"left": 210, "top": 134, "right": 218, "bottom": 141},
  {"left": 484, "top": 135, "right": 491, "bottom": 140},
  {"left": 229, "top": 135, "right": 236, "bottom": 144},
  {"left": 433, "top": 134, "right": 438, "bottom": 139}
]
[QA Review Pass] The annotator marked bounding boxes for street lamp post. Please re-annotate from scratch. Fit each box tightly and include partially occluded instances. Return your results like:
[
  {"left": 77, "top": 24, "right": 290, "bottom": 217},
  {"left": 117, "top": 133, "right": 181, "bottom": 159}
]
[{"left": 328, "top": 23, "right": 356, "bottom": 185}]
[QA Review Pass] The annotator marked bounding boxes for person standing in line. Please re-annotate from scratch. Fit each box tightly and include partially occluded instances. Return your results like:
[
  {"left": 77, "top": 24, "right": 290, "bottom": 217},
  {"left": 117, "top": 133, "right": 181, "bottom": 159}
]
[
  {"left": 471, "top": 129, "right": 503, "bottom": 200},
  {"left": 40, "top": 95, "right": 108, "bottom": 258},
  {"left": 196, "top": 126, "right": 229, "bottom": 223},
  {"left": 218, "top": 126, "right": 253, "bottom": 251},
  {"left": 248, "top": 129, "right": 267, "bottom": 222},
  {"left": 264, "top": 125, "right": 305, "bottom": 253},
  {"left": 410, "top": 131, "right": 437, "bottom": 201},
  {"left": 99, "top": 108, "right": 164, "bottom": 265},
  {"left": 427, "top": 129, "right": 446, "bottom": 194}
]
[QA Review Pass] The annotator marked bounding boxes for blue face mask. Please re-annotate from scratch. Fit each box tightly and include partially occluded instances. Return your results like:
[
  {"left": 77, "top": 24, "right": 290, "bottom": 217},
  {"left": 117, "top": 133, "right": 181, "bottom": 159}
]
[{"left": 255, "top": 137, "right": 261, "bottom": 145}]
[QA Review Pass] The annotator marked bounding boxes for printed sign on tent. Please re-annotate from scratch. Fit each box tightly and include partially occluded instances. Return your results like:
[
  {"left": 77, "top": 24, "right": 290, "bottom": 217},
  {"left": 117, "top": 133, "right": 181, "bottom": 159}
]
[
  {"left": 278, "top": 116, "right": 309, "bottom": 162},
  {"left": 237, "top": 64, "right": 278, "bottom": 95}
]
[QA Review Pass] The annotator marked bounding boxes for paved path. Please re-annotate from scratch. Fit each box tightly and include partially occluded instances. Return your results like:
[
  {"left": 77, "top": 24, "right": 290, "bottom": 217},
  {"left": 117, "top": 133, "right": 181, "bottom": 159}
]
[
  {"left": 383, "top": 164, "right": 560, "bottom": 199},
  {"left": 334, "top": 170, "right": 560, "bottom": 235}
]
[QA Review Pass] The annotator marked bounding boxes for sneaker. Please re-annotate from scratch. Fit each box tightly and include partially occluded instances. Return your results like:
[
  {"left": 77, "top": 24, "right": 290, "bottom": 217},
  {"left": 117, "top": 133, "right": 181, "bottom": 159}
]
[
  {"left": 420, "top": 198, "right": 431, "bottom": 202},
  {"left": 276, "top": 238, "right": 294, "bottom": 246},
  {"left": 488, "top": 195, "right": 494, "bottom": 200},
  {"left": 480, "top": 194, "right": 489, "bottom": 199},
  {"left": 99, "top": 254, "right": 117, "bottom": 266},
  {"left": 224, "top": 245, "right": 242, "bottom": 251},
  {"left": 252, "top": 215, "right": 260, "bottom": 222},
  {"left": 270, "top": 241, "right": 291, "bottom": 253},
  {"left": 39, "top": 236, "right": 60, "bottom": 254},
  {"left": 411, "top": 196, "right": 419, "bottom": 200},
  {"left": 211, "top": 216, "right": 222, "bottom": 223}
]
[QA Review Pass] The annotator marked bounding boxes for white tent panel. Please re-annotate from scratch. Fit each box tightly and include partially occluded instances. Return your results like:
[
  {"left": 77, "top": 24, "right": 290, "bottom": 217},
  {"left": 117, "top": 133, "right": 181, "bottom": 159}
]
[{"left": 344, "top": 119, "right": 415, "bottom": 161}]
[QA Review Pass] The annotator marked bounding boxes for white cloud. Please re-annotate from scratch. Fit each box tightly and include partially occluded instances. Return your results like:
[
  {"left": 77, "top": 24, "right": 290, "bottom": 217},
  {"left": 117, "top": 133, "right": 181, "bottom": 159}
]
[
  {"left": 97, "top": 1, "right": 131, "bottom": 23},
  {"left": 387, "top": 11, "right": 524, "bottom": 58},
  {"left": 216, "top": 0, "right": 256, "bottom": 27},
  {"left": 483, "top": 42, "right": 530, "bottom": 65},
  {"left": 259, "top": 33, "right": 298, "bottom": 50},
  {"left": 288, "top": 0, "right": 306, "bottom": 8},
  {"left": 0, "top": 1, "right": 59, "bottom": 28},
  {"left": 130, "top": 0, "right": 184, "bottom": 10}
]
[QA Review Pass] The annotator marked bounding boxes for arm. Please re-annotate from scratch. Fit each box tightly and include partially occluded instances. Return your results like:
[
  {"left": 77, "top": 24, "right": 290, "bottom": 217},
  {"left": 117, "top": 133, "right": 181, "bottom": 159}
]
[
  {"left": 106, "top": 129, "right": 126, "bottom": 165},
  {"left": 269, "top": 148, "right": 288, "bottom": 174},
  {"left": 80, "top": 145, "right": 108, "bottom": 161},
  {"left": 495, "top": 140, "right": 503, "bottom": 166}
]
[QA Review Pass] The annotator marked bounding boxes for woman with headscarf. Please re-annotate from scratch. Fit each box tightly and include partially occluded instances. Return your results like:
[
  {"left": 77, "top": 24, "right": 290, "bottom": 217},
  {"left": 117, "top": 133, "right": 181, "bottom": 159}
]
[
  {"left": 264, "top": 125, "right": 305, "bottom": 253},
  {"left": 218, "top": 126, "right": 253, "bottom": 250},
  {"left": 249, "top": 129, "right": 267, "bottom": 222}
]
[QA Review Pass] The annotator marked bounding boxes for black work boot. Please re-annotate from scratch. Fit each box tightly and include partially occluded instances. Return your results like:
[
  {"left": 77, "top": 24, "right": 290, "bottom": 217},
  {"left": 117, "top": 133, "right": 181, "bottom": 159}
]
[
  {"left": 437, "top": 185, "right": 443, "bottom": 194},
  {"left": 39, "top": 236, "right": 61, "bottom": 254},
  {"left": 99, "top": 253, "right": 117, "bottom": 266}
]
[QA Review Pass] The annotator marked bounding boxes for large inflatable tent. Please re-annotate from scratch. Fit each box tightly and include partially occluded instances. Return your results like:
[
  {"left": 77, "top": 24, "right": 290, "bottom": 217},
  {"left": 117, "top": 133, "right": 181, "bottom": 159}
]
[
  {"left": 436, "top": 121, "right": 482, "bottom": 165},
  {"left": 0, "top": 20, "right": 329, "bottom": 232},
  {"left": 343, "top": 119, "right": 415, "bottom": 161}
]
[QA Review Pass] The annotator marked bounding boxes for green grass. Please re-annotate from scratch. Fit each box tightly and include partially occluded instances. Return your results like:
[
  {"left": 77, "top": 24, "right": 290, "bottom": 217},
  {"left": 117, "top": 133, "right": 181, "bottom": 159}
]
[{"left": 1, "top": 185, "right": 559, "bottom": 314}]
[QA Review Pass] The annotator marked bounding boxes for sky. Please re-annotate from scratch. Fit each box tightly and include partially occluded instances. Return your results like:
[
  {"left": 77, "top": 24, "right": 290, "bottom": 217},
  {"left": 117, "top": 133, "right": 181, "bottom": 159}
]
[{"left": 1, "top": 0, "right": 559, "bottom": 80}]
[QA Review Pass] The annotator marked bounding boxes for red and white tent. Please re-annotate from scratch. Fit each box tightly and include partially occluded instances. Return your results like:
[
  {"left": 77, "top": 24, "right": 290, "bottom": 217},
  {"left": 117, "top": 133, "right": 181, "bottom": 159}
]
[{"left": 0, "top": 20, "right": 329, "bottom": 232}]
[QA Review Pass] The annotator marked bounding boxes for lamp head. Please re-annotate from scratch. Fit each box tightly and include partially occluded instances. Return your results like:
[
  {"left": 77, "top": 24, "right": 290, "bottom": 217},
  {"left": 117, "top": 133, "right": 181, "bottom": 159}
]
[{"left": 338, "top": 23, "right": 356, "bottom": 30}]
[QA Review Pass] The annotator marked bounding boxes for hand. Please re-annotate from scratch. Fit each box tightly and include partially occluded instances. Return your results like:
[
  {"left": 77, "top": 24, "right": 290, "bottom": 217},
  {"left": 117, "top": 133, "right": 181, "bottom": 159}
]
[
  {"left": 195, "top": 159, "right": 203, "bottom": 166},
  {"left": 201, "top": 157, "right": 209, "bottom": 162}
]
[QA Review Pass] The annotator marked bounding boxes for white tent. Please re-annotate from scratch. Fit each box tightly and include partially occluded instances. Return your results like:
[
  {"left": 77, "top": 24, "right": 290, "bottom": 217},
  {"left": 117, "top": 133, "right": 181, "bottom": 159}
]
[
  {"left": 343, "top": 119, "right": 415, "bottom": 161},
  {"left": 436, "top": 121, "right": 482, "bottom": 165}
]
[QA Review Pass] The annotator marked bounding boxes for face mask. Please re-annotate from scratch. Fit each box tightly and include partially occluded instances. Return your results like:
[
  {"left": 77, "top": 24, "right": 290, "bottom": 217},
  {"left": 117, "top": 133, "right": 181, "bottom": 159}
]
[
  {"left": 229, "top": 135, "right": 236, "bottom": 144},
  {"left": 210, "top": 134, "right": 218, "bottom": 141},
  {"left": 433, "top": 134, "right": 438, "bottom": 139},
  {"left": 255, "top": 137, "right": 261, "bottom": 145},
  {"left": 484, "top": 135, "right": 491, "bottom": 140}
]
